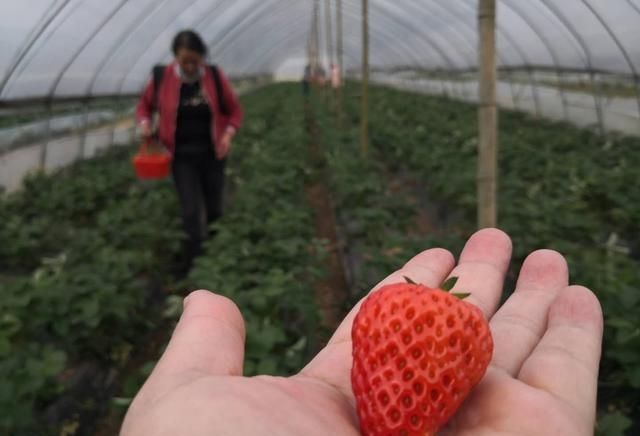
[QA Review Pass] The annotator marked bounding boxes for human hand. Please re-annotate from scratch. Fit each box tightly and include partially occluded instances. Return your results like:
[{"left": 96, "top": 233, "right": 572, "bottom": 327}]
[
  {"left": 140, "top": 122, "right": 152, "bottom": 138},
  {"left": 120, "top": 229, "right": 603, "bottom": 436},
  {"left": 216, "top": 130, "right": 234, "bottom": 159}
]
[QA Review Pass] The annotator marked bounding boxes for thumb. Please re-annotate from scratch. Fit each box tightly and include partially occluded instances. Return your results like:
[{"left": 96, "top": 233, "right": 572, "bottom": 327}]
[{"left": 151, "top": 290, "right": 246, "bottom": 381}]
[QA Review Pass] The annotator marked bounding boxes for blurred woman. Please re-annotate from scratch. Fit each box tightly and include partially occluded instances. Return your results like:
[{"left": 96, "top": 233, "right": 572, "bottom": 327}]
[{"left": 136, "top": 30, "right": 243, "bottom": 275}]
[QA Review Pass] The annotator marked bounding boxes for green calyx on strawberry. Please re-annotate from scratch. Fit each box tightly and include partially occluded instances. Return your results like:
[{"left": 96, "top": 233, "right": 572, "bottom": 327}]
[{"left": 351, "top": 277, "right": 493, "bottom": 436}]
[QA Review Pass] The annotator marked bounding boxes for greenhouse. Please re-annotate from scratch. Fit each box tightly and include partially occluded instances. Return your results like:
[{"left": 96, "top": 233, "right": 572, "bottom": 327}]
[{"left": 1, "top": 1, "right": 638, "bottom": 434}]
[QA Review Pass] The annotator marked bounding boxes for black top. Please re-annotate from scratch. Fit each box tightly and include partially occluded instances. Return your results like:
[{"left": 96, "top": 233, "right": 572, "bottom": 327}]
[{"left": 174, "top": 81, "right": 213, "bottom": 155}]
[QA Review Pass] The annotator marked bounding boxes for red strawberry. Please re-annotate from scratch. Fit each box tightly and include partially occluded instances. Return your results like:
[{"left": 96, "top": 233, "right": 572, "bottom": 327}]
[{"left": 351, "top": 277, "right": 493, "bottom": 435}]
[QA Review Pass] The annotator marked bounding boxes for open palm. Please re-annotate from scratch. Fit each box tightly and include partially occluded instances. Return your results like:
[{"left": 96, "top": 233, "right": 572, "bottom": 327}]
[{"left": 121, "top": 229, "right": 602, "bottom": 436}]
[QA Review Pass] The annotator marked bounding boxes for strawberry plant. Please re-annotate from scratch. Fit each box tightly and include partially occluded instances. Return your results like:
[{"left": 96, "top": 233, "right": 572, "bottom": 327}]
[
  {"left": 188, "top": 84, "right": 325, "bottom": 376},
  {"left": 344, "top": 84, "right": 640, "bottom": 433},
  {"left": 0, "top": 145, "right": 182, "bottom": 433}
]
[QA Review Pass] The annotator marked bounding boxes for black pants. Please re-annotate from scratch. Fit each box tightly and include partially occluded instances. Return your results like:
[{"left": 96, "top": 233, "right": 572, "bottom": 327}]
[{"left": 172, "top": 152, "right": 226, "bottom": 270}]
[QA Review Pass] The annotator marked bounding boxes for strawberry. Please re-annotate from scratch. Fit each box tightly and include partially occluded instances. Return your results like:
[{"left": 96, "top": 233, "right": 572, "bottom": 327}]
[{"left": 351, "top": 277, "right": 493, "bottom": 435}]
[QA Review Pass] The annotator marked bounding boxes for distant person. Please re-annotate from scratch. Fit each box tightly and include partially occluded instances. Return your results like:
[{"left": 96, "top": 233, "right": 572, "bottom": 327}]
[
  {"left": 330, "top": 63, "right": 341, "bottom": 89},
  {"left": 136, "top": 30, "right": 243, "bottom": 276},
  {"left": 303, "top": 63, "right": 311, "bottom": 96},
  {"left": 315, "top": 64, "right": 327, "bottom": 86}
]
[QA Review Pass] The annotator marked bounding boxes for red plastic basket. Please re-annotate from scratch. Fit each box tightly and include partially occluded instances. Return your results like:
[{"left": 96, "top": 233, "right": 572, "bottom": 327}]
[{"left": 132, "top": 139, "right": 171, "bottom": 180}]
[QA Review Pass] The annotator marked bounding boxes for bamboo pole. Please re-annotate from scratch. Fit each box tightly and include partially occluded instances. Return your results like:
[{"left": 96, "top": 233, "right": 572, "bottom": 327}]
[
  {"left": 325, "top": 0, "right": 335, "bottom": 106},
  {"left": 336, "top": 0, "right": 344, "bottom": 126},
  {"left": 312, "top": 0, "right": 320, "bottom": 72},
  {"left": 325, "top": 0, "right": 334, "bottom": 71},
  {"left": 361, "top": 0, "right": 369, "bottom": 155},
  {"left": 478, "top": 0, "right": 498, "bottom": 228}
]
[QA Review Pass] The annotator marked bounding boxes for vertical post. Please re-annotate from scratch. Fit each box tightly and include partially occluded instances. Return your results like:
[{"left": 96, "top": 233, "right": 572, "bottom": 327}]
[
  {"left": 360, "top": 0, "right": 369, "bottom": 155},
  {"left": 477, "top": 0, "right": 498, "bottom": 228},
  {"left": 40, "top": 99, "right": 53, "bottom": 171},
  {"left": 79, "top": 98, "right": 90, "bottom": 159},
  {"left": 308, "top": 1, "right": 320, "bottom": 78},
  {"left": 325, "top": 0, "right": 334, "bottom": 73},
  {"left": 313, "top": 0, "right": 321, "bottom": 80},
  {"left": 325, "top": 0, "right": 334, "bottom": 106},
  {"left": 336, "top": 0, "right": 344, "bottom": 126}
]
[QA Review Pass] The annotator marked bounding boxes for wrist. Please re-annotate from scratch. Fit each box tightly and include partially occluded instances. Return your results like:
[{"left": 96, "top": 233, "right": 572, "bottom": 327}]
[{"left": 224, "top": 126, "right": 236, "bottom": 136}]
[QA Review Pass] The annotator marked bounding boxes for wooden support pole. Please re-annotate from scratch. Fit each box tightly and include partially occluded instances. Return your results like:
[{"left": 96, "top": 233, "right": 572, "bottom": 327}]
[
  {"left": 478, "top": 0, "right": 498, "bottom": 228},
  {"left": 325, "top": 0, "right": 334, "bottom": 106},
  {"left": 336, "top": 0, "right": 344, "bottom": 126},
  {"left": 361, "top": 0, "right": 369, "bottom": 155}
]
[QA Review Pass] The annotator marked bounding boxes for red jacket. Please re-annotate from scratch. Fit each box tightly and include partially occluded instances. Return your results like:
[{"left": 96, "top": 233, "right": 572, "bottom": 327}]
[{"left": 135, "top": 62, "right": 243, "bottom": 154}]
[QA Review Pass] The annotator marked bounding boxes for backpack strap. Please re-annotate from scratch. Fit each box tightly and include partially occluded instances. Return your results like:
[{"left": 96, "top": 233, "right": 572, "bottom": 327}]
[
  {"left": 151, "top": 64, "right": 229, "bottom": 116},
  {"left": 209, "top": 65, "right": 230, "bottom": 116},
  {"left": 152, "top": 64, "right": 166, "bottom": 111}
]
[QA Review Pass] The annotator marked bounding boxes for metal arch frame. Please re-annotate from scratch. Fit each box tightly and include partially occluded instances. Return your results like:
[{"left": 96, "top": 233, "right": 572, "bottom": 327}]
[
  {"left": 364, "top": 1, "right": 469, "bottom": 99},
  {"left": 223, "top": 19, "right": 317, "bottom": 75},
  {"left": 46, "top": 0, "right": 130, "bottom": 99},
  {"left": 414, "top": 0, "right": 480, "bottom": 102},
  {"left": 113, "top": 0, "right": 217, "bottom": 95},
  {"left": 229, "top": 4, "right": 436, "bottom": 87},
  {"left": 39, "top": 0, "right": 129, "bottom": 167},
  {"left": 419, "top": 0, "right": 534, "bottom": 112},
  {"left": 1, "top": 0, "right": 635, "bottom": 128},
  {"left": 361, "top": 1, "right": 466, "bottom": 98},
  {"left": 625, "top": 0, "right": 640, "bottom": 15},
  {"left": 537, "top": 0, "right": 605, "bottom": 133},
  {"left": 226, "top": 0, "right": 464, "bottom": 98},
  {"left": 581, "top": 0, "right": 640, "bottom": 127},
  {"left": 239, "top": 27, "right": 361, "bottom": 77},
  {"left": 0, "top": 0, "right": 73, "bottom": 99},
  {"left": 457, "top": 0, "right": 543, "bottom": 117},
  {"left": 504, "top": 1, "right": 571, "bottom": 121},
  {"left": 207, "top": 0, "right": 452, "bottom": 94},
  {"left": 237, "top": 20, "right": 317, "bottom": 75},
  {"left": 368, "top": 1, "right": 470, "bottom": 69},
  {"left": 410, "top": 0, "right": 519, "bottom": 107},
  {"left": 219, "top": 1, "right": 451, "bottom": 98},
  {"left": 207, "top": 0, "right": 310, "bottom": 66},
  {"left": 83, "top": 0, "right": 181, "bottom": 96},
  {"left": 152, "top": 0, "right": 276, "bottom": 69},
  {"left": 2, "top": 0, "right": 90, "bottom": 100},
  {"left": 155, "top": 0, "right": 244, "bottom": 69},
  {"left": 204, "top": 0, "right": 295, "bottom": 62},
  {"left": 234, "top": 6, "right": 383, "bottom": 77},
  {"left": 79, "top": 0, "right": 180, "bottom": 153},
  {"left": 394, "top": 0, "right": 473, "bottom": 68}
]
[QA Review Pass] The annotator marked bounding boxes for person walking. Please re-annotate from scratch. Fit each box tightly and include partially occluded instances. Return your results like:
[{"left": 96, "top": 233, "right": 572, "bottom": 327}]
[{"left": 136, "top": 30, "right": 243, "bottom": 276}]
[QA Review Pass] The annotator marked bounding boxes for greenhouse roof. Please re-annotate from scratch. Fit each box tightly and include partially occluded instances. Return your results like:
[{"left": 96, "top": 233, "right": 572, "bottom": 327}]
[{"left": 1, "top": 0, "right": 639, "bottom": 101}]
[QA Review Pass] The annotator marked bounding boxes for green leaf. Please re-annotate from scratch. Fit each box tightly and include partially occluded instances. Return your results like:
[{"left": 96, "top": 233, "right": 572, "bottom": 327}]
[
  {"left": 112, "top": 397, "right": 133, "bottom": 408},
  {"left": 596, "top": 411, "right": 632, "bottom": 436},
  {"left": 441, "top": 276, "right": 458, "bottom": 291}
]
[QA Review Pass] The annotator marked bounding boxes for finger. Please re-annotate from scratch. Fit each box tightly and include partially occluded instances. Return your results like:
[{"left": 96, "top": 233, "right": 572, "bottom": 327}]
[
  {"left": 518, "top": 285, "right": 603, "bottom": 423},
  {"left": 151, "top": 290, "right": 246, "bottom": 382},
  {"left": 301, "top": 247, "right": 455, "bottom": 397},
  {"left": 489, "top": 250, "right": 568, "bottom": 375},
  {"left": 445, "top": 228, "right": 512, "bottom": 318}
]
